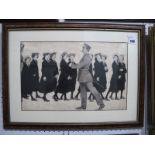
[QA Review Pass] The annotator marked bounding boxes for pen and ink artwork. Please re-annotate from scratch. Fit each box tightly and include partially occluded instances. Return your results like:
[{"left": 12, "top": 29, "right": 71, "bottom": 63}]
[{"left": 20, "top": 41, "right": 128, "bottom": 111}]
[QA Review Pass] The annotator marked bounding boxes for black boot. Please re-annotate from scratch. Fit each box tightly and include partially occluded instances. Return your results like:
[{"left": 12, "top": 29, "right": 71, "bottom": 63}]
[
  {"left": 53, "top": 94, "right": 58, "bottom": 101},
  {"left": 109, "top": 92, "right": 114, "bottom": 100},
  {"left": 74, "top": 91, "right": 80, "bottom": 100},
  {"left": 31, "top": 94, "right": 37, "bottom": 101},
  {"left": 115, "top": 93, "right": 119, "bottom": 100},
  {"left": 70, "top": 92, "right": 74, "bottom": 100},
  {"left": 64, "top": 94, "right": 69, "bottom": 100},
  {"left": 101, "top": 93, "right": 105, "bottom": 99},
  {"left": 120, "top": 91, "right": 125, "bottom": 99},
  {"left": 74, "top": 94, "right": 80, "bottom": 100},
  {"left": 22, "top": 94, "right": 29, "bottom": 99},
  {"left": 88, "top": 94, "right": 94, "bottom": 102},
  {"left": 43, "top": 97, "right": 49, "bottom": 102},
  {"left": 60, "top": 94, "right": 63, "bottom": 100},
  {"left": 36, "top": 92, "right": 41, "bottom": 98},
  {"left": 43, "top": 94, "right": 49, "bottom": 102},
  {"left": 88, "top": 94, "right": 91, "bottom": 101},
  {"left": 105, "top": 91, "right": 110, "bottom": 101}
]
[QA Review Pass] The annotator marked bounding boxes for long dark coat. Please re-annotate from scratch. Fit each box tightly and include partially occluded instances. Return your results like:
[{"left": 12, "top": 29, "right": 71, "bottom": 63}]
[
  {"left": 50, "top": 59, "right": 59, "bottom": 77},
  {"left": 94, "top": 60, "right": 108, "bottom": 93},
  {"left": 21, "top": 63, "right": 32, "bottom": 96},
  {"left": 29, "top": 59, "right": 39, "bottom": 91},
  {"left": 40, "top": 59, "right": 58, "bottom": 93},
  {"left": 118, "top": 62, "right": 127, "bottom": 91},
  {"left": 57, "top": 59, "right": 70, "bottom": 94},
  {"left": 108, "top": 61, "right": 119, "bottom": 92},
  {"left": 67, "top": 61, "right": 77, "bottom": 92}
]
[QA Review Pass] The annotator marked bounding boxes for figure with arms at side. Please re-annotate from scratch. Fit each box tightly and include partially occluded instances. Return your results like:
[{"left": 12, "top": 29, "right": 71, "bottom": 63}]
[
  {"left": 118, "top": 55, "right": 127, "bottom": 99},
  {"left": 105, "top": 54, "right": 119, "bottom": 100}
]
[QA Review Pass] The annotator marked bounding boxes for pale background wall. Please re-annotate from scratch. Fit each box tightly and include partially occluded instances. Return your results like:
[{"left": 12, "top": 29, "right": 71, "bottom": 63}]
[{"left": 0, "top": 22, "right": 151, "bottom": 135}]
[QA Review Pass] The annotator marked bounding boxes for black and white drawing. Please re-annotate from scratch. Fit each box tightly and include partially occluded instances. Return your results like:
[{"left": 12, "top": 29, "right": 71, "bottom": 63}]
[{"left": 21, "top": 42, "right": 127, "bottom": 111}]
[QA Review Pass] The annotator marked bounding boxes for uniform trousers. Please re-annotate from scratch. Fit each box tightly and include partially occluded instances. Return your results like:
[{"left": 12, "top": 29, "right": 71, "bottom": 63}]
[{"left": 80, "top": 82, "right": 104, "bottom": 109}]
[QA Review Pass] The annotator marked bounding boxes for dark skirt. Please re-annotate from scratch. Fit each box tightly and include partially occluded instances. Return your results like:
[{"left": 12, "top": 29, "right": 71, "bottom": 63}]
[
  {"left": 21, "top": 80, "right": 32, "bottom": 96},
  {"left": 118, "top": 77, "right": 126, "bottom": 91},
  {"left": 39, "top": 59, "right": 58, "bottom": 94},
  {"left": 39, "top": 77, "right": 57, "bottom": 93},
  {"left": 108, "top": 62, "right": 119, "bottom": 93},
  {"left": 117, "top": 63, "right": 127, "bottom": 91},
  {"left": 108, "top": 76, "right": 118, "bottom": 92},
  {"left": 31, "top": 76, "right": 39, "bottom": 91},
  {"left": 29, "top": 60, "right": 40, "bottom": 91},
  {"left": 94, "top": 79, "right": 107, "bottom": 93},
  {"left": 56, "top": 59, "right": 71, "bottom": 94},
  {"left": 21, "top": 64, "right": 32, "bottom": 96},
  {"left": 56, "top": 75, "right": 69, "bottom": 94},
  {"left": 67, "top": 79, "right": 76, "bottom": 92}
]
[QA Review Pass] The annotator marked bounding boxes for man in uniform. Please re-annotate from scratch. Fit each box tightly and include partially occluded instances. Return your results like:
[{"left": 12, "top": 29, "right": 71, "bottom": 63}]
[{"left": 71, "top": 43, "right": 105, "bottom": 110}]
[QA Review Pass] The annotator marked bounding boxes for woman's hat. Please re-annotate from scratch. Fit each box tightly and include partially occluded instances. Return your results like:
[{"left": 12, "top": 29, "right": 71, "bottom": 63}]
[
  {"left": 43, "top": 53, "right": 50, "bottom": 60},
  {"left": 113, "top": 54, "right": 119, "bottom": 59},
  {"left": 61, "top": 51, "right": 68, "bottom": 58},
  {"left": 24, "top": 56, "right": 31, "bottom": 62},
  {"left": 95, "top": 53, "right": 102, "bottom": 58},
  {"left": 32, "top": 53, "right": 39, "bottom": 58},
  {"left": 43, "top": 53, "right": 50, "bottom": 57},
  {"left": 68, "top": 53, "right": 75, "bottom": 57},
  {"left": 102, "top": 54, "right": 107, "bottom": 59},
  {"left": 50, "top": 52, "right": 56, "bottom": 57}
]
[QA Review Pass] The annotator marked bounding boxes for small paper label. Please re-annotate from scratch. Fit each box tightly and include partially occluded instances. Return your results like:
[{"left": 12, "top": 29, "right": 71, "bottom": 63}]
[{"left": 128, "top": 36, "right": 136, "bottom": 44}]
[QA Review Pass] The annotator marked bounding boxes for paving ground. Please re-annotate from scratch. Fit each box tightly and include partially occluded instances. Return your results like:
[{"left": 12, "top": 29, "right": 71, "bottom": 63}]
[{"left": 22, "top": 92, "right": 127, "bottom": 111}]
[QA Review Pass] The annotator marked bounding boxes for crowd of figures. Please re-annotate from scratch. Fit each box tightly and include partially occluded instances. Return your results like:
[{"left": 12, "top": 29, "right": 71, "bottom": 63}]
[{"left": 21, "top": 51, "right": 127, "bottom": 102}]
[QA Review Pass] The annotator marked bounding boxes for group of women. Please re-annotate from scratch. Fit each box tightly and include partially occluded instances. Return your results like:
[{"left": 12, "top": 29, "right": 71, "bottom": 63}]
[{"left": 21, "top": 51, "right": 127, "bottom": 102}]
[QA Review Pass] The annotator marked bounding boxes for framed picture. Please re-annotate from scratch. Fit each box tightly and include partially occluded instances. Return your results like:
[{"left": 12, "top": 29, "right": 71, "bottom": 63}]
[
  {"left": 2, "top": 22, "right": 145, "bottom": 130},
  {"left": 148, "top": 26, "right": 155, "bottom": 134}
]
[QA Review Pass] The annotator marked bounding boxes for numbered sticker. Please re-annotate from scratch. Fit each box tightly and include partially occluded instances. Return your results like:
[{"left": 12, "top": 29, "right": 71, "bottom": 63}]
[{"left": 128, "top": 36, "right": 136, "bottom": 44}]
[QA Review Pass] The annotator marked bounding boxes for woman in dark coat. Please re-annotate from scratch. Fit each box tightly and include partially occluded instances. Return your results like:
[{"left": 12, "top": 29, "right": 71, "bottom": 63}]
[
  {"left": 50, "top": 52, "right": 59, "bottom": 101},
  {"left": 105, "top": 55, "right": 119, "bottom": 100},
  {"left": 21, "top": 56, "right": 34, "bottom": 100},
  {"left": 20, "top": 43, "right": 24, "bottom": 72},
  {"left": 29, "top": 53, "right": 41, "bottom": 100},
  {"left": 102, "top": 54, "right": 108, "bottom": 90},
  {"left": 118, "top": 55, "right": 127, "bottom": 99},
  {"left": 55, "top": 52, "right": 70, "bottom": 100},
  {"left": 93, "top": 53, "right": 108, "bottom": 99},
  {"left": 67, "top": 53, "right": 77, "bottom": 99},
  {"left": 40, "top": 53, "right": 57, "bottom": 102}
]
